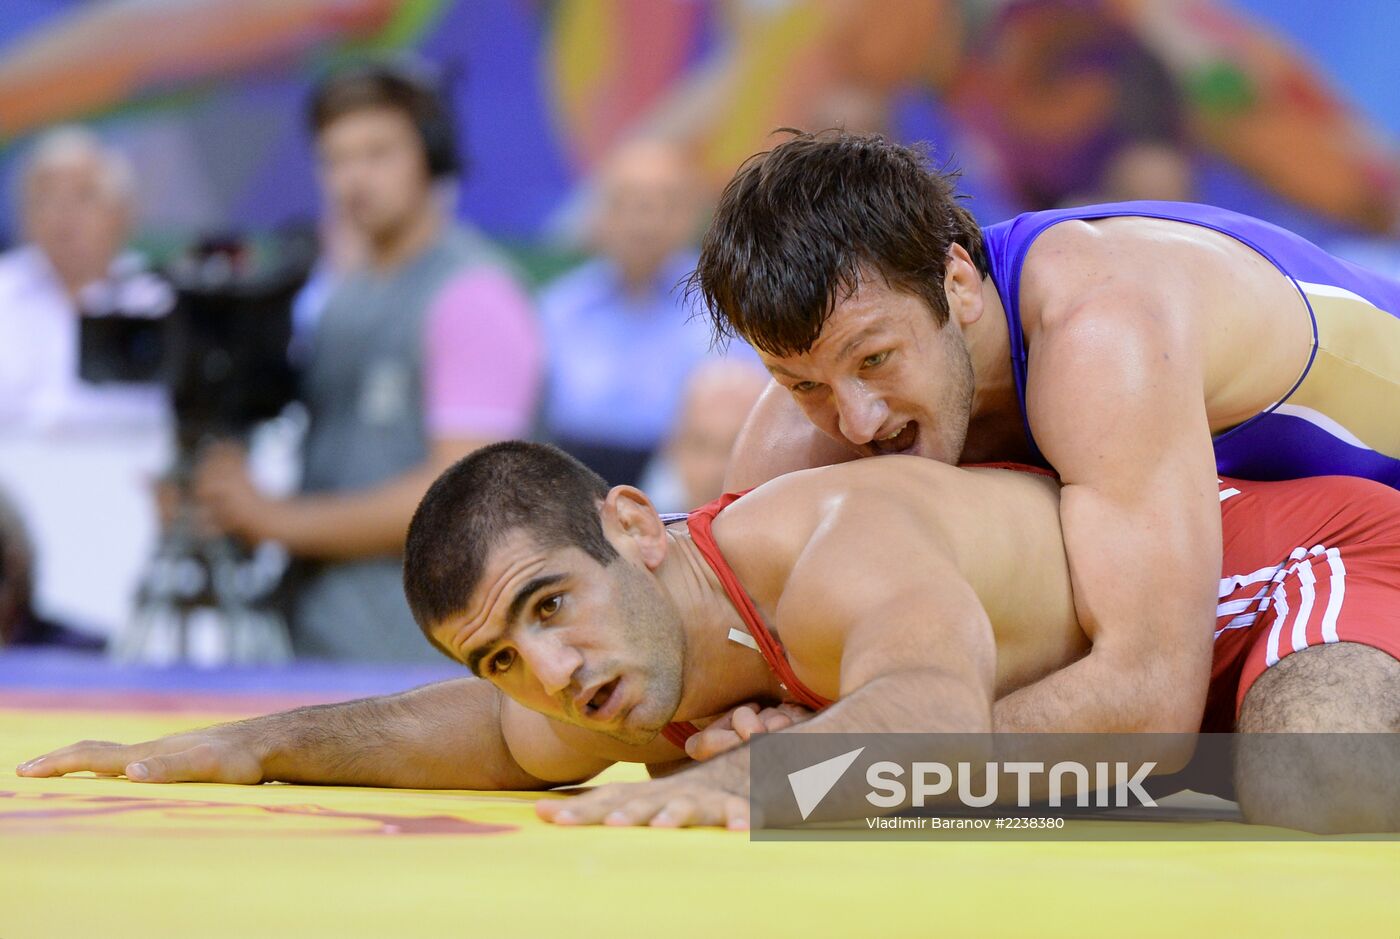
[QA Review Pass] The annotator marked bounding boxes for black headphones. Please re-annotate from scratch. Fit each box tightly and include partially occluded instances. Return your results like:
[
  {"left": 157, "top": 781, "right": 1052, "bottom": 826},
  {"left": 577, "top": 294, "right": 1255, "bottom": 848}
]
[{"left": 308, "top": 59, "right": 464, "bottom": 180}]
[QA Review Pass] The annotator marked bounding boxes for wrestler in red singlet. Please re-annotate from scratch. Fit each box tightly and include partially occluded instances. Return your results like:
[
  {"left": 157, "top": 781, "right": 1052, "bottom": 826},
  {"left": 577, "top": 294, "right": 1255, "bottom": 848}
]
[
  {"left": 1207, "top": 474, "right": 1400, "bottom": 730},
  {"left": 663, "top": 472, "right": 1400, "bottom": 748}
]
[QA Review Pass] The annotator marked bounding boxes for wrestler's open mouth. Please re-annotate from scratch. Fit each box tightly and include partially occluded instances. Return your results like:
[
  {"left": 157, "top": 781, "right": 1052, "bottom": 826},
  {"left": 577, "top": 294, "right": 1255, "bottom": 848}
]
[
  {"left": 583, "top": 677, "right": 622, "bottom": 720},
  {"left": 869, "top": 420, "right": 918, "bottom": 456}
]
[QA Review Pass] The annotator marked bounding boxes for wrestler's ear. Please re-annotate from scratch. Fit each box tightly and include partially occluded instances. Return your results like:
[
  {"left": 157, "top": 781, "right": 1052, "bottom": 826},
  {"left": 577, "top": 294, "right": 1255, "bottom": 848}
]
[
  {"left": 600, "top": 486, "right": 667, "bottom": 570},
  {"left": 944, "top": 243, "right": 984, "bottom": 327}
]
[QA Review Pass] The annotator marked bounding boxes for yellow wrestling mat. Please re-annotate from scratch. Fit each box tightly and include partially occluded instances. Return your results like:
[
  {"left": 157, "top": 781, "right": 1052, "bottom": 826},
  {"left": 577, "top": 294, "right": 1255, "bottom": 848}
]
[{"left": 3, "top": 706, "right": 1397, "bottom": 939}]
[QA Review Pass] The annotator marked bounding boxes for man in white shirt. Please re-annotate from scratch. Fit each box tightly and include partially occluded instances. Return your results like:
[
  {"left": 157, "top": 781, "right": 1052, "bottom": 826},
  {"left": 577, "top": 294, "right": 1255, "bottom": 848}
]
[{"left": 0, "top": 126, "right": 172, "bottom": 638}]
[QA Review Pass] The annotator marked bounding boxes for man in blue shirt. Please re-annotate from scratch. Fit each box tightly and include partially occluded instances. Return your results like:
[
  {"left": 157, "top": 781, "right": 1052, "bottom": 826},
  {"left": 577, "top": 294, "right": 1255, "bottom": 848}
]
[{"left": 540, "top": 138, "right": 755, "bottom": 486}]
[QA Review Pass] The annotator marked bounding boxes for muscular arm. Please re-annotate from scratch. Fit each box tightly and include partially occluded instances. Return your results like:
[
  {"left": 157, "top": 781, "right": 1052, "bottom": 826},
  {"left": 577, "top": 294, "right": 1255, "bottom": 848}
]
[
  {"left": 993, "top": 266, "right": 1219, "bottom": 749},
  {"left": 257, "top": 435, "right": 489, "bottom": 559},
  {"left": 194, "top": 434, "right": 490, "bottom": 561},
  {"left": 19, "top": 678, "right": 576, "bottom": 791}
]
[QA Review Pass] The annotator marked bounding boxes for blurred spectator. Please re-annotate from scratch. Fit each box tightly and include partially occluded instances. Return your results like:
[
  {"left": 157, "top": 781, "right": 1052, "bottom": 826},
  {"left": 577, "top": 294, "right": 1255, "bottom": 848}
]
[
  {"left": 641, "top": 361, "right": 769, "bottom": 513},
  {"left": 0, "top": 484, "right": 102, "bottom": 650},
  {"left": 191, "top": 63, "right": 542, "bottom": 662},
  {"left": 540, "top": 137, "right": 752, "bottom": 486},
  {"left": 0, "top": 126, "right": 172, "bottom": 638},
  {"left": 0, "top": 126, "right": 170, "bottom": 429}
]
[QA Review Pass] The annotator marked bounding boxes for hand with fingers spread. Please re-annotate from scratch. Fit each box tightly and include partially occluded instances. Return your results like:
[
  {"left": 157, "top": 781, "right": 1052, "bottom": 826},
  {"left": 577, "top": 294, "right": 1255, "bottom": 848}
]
[
  {"left": 683, "top": 701, "right": 815, "bottom": 762},
  {"left": 535, "top": 772, "right": 752, "bottom": 831},
  {"left": 16, "top": 726, "right": 266, "bottom": 784}
]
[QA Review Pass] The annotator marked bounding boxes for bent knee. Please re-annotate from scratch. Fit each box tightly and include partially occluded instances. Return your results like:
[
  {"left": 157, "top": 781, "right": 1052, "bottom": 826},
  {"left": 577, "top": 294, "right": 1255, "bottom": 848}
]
[
  {"left": 1236, "top": 643, "right": 1400, "bottom": 832},
  {"left": 1236, "top": 732, "right": 1400, "bottom": 833},
  {"left": 1238, "top": 642, "right": 1400, "bottom": 733}
]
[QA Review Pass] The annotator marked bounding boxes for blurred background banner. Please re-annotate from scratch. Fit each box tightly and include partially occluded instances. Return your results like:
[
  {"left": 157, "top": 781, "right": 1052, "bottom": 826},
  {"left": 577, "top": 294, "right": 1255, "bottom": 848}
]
[{"left": 0, "top": 0, "right": 1398, "bottom": 251}]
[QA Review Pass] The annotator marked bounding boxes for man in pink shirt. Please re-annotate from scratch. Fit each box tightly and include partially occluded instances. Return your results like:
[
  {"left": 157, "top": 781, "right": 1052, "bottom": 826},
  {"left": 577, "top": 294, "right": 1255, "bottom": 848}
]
[{"left": 193, "top": 63, "right": 542, "bottom": 661}]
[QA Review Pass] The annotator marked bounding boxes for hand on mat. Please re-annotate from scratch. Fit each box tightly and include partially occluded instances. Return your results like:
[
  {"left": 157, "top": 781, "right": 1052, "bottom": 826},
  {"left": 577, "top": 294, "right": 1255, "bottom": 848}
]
[
  {"left": 16, "top": 728, "right": 265, "bottom": 784},
  {"left": 684, "top": 701, "right": 815, "bottom": 761},
  {"left": 535, "top": 774, "right": 750, "bottom": 830},
  {"left": 193, "top": 441, "right": 278, "bottom": 543}
]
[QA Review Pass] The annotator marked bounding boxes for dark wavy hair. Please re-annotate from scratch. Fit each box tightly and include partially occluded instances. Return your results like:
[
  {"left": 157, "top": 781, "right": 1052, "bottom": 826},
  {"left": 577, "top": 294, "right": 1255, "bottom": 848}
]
[{"left": 689, "top": 129, "right": 986, "bottom": 356}]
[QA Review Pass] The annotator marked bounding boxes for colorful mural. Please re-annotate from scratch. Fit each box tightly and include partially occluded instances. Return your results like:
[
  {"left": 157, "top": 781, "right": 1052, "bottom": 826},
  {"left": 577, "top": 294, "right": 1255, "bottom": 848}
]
[{"left": 0, "top": 0, "right": 1396, "bottom": 247}]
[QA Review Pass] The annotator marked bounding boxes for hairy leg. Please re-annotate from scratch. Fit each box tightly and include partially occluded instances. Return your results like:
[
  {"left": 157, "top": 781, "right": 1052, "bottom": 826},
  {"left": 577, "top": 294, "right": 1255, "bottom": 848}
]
[{"left": 1235, "top": 642, "right": 1400, "bottom": 833}]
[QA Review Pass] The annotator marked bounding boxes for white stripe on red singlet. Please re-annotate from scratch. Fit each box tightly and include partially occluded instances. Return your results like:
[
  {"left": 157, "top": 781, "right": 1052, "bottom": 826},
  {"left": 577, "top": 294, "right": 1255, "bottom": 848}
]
[
  {"left": 1319, "top": 547, "right": 1347, "bottom": 645},
  {"left": 1215, "top": 537, "right": 1356, "bottom": 651},
  {"left": 1217, "top": 548, "right": 1307, "bottom": 637},
  {"left": 1288, "top": 556, "right": 1319, "bottom": 655},
  {"left": 1260, "top": 545, "right": 1348, "bottom": 666},
  {"left": 1261, "top": 547, "right": 1318, "bottom": 663},
  {"left": 1219, "top": 563, "right": 1286, "bottom": 598},
  {"left": 1216, "top": 597, "right": 1259, "bottom": 617},
  {"left": 1266, "top": 586, "right": 1292, "bottom": 667}
]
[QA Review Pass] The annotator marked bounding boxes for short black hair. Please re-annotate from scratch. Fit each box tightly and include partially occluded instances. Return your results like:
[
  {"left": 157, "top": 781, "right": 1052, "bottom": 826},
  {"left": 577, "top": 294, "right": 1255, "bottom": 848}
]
[
  {"left": 307, "top": 60, "right": 463, "bottom": 179},
  {"left": 688, "top": 129, "right": 986, "bottom": 356},
  {"left": 403, "top": 442, "right": 619, "bottom": 651}
]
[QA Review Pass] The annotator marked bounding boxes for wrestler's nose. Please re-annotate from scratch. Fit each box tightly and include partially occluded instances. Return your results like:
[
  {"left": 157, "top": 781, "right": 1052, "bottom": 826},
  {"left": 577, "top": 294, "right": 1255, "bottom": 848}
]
[
  {"left": 834, "top": 382, "right": 888, "bottom": 446},
  {"left": 519, "top": 633, "right": 582, "bottom": 698}
]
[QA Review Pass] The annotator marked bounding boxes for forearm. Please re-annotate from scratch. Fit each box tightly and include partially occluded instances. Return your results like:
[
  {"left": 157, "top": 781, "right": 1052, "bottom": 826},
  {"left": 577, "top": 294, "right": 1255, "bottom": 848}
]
[
  {"left": 253, "top": 678, "right": 547, "bottom": 790},
  {"left": 993, "top": 646, "right": 1207, "bottom": 752},
  {"left": 268, "top": 434, "right": 492, "bottom": 560},
  {"left": 265, "top": 464, "right": 437, "bottom": 560}
]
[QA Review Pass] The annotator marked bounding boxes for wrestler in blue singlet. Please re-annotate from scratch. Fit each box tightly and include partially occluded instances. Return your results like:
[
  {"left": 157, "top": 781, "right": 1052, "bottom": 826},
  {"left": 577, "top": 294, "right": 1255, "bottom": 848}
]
[{"left": 982, "top": 201, "right": 1400, "bottom": 488}]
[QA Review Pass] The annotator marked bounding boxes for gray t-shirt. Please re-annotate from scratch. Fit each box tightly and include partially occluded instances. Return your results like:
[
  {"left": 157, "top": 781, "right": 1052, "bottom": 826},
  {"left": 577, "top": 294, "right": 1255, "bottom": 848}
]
[{"left": 289, "top": 225, "right": 503, "bottom": 662}]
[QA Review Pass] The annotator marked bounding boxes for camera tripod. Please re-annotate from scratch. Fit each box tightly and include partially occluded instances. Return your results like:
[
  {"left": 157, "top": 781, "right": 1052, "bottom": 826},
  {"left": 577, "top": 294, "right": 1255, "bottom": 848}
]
[{"left": 112, "top": 490, "right": 293, "bottom": 665}]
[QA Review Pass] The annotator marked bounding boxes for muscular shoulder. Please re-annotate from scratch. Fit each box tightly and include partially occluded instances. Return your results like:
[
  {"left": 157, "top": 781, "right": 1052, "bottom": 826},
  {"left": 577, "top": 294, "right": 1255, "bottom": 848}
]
[
  {"left": 1018, "top": 220, "right": 1173, "bottom": 329},
  {"left": 720, "top": 457, "right": 954, "bottom": 536},
  {"left": 1021, "top": 215, "right": 1283, "bottom": 334},
  {"left": 714, "top": 458, "right": 1038, "bottom": 598}
]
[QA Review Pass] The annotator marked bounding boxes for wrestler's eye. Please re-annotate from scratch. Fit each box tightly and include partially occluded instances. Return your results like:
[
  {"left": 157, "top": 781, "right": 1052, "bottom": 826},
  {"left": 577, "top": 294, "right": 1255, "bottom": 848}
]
[
  {"left": 860, "top": 351, "right": 889, "bottom": 369},
  {"left": 537, "top": 594, "right": 562, "bottom": 621},
  {"left": 487, "top": 648, "right": 517, "bottom": 676}
]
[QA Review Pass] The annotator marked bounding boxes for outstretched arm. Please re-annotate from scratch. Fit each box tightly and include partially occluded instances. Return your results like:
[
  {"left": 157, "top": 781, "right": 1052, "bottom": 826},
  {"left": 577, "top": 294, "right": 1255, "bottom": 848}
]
[{"left": 16, "top": 678, "right": 586, "bottom": 791}]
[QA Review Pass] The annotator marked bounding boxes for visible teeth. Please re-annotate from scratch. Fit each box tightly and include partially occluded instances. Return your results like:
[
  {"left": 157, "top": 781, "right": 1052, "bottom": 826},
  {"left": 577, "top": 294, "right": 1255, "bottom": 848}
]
[{"left": 880, "top": 424, "right": 907, "bottom": 441}]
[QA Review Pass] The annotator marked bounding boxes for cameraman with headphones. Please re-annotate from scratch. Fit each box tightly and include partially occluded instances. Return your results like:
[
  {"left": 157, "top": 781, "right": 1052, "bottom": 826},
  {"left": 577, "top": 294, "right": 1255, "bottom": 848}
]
[{"left": 191, "top": 62, "right": 542, "bottom": 662}]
